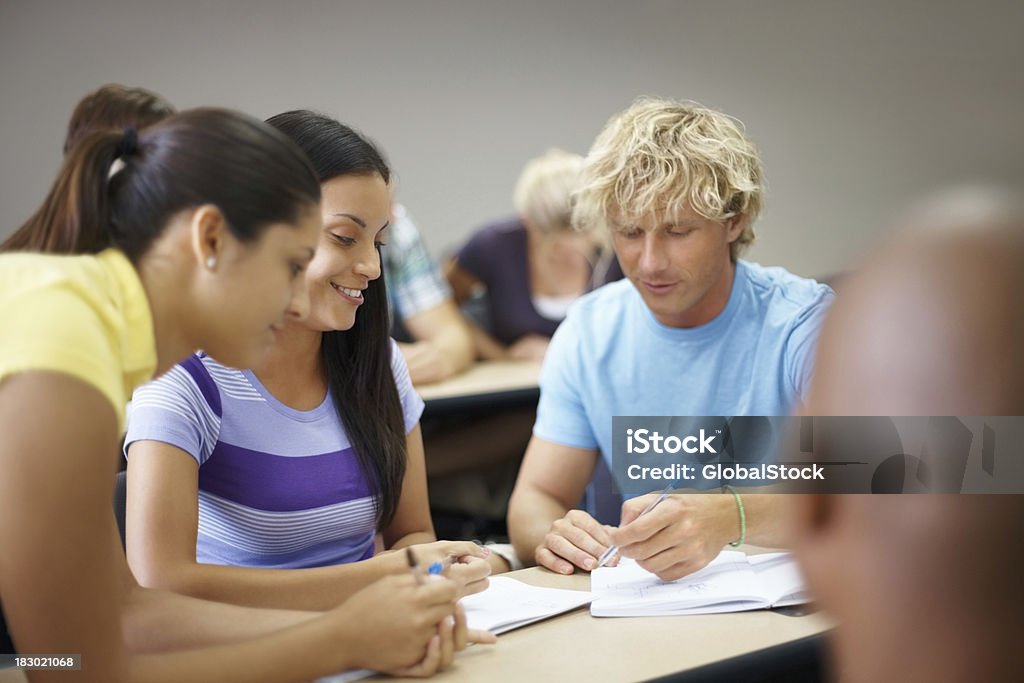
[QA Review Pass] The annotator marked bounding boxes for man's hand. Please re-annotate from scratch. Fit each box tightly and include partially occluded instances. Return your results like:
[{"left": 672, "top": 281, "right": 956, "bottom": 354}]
[
  {"left": 535, "top": 509, "right": 616, "bottom": 575},
  {"left": 506, "top": 334, "right": 550, "bottom": 361},
  {"left": 609, "top": 494, "right": 736, "bottom": 581}
]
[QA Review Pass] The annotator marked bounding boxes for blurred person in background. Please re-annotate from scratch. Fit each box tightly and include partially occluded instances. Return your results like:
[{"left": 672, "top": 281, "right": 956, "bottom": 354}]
[
  {"left": 445, "top": 148, "right": 622, "bottom": 361},
  {"left": 385, "top": 204, "right": 475, "bottom": 384}
]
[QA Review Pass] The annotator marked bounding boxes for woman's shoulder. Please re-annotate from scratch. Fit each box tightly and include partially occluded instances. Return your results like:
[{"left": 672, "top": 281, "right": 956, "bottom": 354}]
[
  {"left": 456, "top": 217, "right": 527, "bottom": 280},
  {"left": 386, "top": 338, "right": 413, "bottom": 388},
  {"left": 464, "top": 216, "right": 526, "bottom": 250},
  {"left": 1, "top": 250, "right": 114, "bottom": 303}
]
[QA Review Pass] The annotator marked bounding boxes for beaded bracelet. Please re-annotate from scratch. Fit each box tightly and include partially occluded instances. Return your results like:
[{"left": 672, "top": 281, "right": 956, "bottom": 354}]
[{"left": 722, "top": 485, "right": 746, "bottom": 547}]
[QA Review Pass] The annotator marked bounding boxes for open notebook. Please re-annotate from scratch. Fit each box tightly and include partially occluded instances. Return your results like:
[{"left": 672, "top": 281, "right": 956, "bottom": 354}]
[
  {"left": 460, "top": 576, "right": 593, "bottom": 634},
  {"left": 590, "top": 551, "right": 808, "bottom": 617}
]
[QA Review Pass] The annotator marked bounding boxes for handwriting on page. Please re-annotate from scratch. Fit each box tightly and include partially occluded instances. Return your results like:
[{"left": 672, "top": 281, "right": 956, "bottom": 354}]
[{"left": 590, "top": 551, "right": 808, "bottom": 616}]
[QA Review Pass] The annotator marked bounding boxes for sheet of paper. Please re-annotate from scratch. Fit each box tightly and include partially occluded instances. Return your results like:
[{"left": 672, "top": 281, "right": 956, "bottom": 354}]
[
  {"left": 590, "top": 550, "right": 807, "bottom": 617},
  {"left": 316, "top": 668, "right": 373, "bottom": 683},
  {"left": 461, "top": 576, "right": 593, "bottom": 634},
  {"left": 747, "top": 552, "right": 808, "bottom": 606}
]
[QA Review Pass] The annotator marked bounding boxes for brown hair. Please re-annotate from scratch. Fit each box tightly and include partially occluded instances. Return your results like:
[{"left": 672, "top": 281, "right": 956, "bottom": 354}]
[
  {"left": 63, "top": 84, "right": 176, "bottom": 156},
  {"left": 3, "top": 108, "right": 321, "bottom": 260}
]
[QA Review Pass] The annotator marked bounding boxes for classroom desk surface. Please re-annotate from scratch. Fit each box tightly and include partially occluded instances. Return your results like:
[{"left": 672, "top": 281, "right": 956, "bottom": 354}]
[
  {"left": 371, "top": 561, "right": 833, "bottom": 683},
  {"left": 417, "top": 359, "right": 542, "bottom": 416},
  {"left": 0, "top": 560, "right": 832, "bottom": 683}
]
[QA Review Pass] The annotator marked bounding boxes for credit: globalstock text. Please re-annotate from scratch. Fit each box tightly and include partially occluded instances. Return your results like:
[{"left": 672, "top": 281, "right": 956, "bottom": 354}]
[{"left": 625, "top": 463, "right": 825, "bottom": 482}]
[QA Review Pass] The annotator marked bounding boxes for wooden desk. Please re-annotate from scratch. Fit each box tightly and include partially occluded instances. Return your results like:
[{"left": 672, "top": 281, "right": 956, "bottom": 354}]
[
  {"left": 0, "top": 668, "right": 24, "bottom": 683},
  {"left": 417, "top": 360, "right": 542, "bottom": 417},
  {"left": 0, "top": 563, "right": 831, "bottom": 683},
  {"left": 371, "top": 564, "right": 833, "bottom": 683}
]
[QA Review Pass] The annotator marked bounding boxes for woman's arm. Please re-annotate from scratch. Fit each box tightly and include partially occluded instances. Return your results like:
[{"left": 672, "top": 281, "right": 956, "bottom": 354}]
[
  {"left": 465, "top": 318, "right": 515, "bottom": 360},
  {"left": 0, "top": 373, "right": 466, "bottom": 682},
  {"left": 397, "top": 301, "right": 475, "bottom": 384},
  {"left": 0, "top": 373, "right": 131, "bottom": 682},
  {"left": 120, "top": 574, "right": 466, "bottom": 683},
  {"left": 381, "top": 423, "right": 435, "bottom": 549},
  {"left": 126, "top": 439, "right": 416, "bottom": 611},
  {"left": 380, "top": 424, "right": 493, "bottom": 594},
  {"left": 442, "top": 258, "right": 481, "bottom": 305},
  {"left": 120, "top": 560, "right": 319, "bottom": 653},
  {"left": 443, "top": 257, "right": 519, "bottom": 360}
]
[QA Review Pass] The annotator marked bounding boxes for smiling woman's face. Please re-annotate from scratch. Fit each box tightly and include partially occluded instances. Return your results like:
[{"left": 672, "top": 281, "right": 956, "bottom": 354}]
[{"left": 300, "top": 172, "right": 391, "bottom": 332}]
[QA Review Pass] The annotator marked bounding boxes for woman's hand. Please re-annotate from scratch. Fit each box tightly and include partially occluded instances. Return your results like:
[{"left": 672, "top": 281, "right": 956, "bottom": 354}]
[{"left": 386, "top": 540, "right": 493, "bottom": 597}]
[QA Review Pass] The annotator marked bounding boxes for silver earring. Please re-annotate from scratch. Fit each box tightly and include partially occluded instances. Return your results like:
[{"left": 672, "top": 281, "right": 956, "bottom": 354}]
[{"left": 206, "top": 256, "right": 217, "bottom": 270}]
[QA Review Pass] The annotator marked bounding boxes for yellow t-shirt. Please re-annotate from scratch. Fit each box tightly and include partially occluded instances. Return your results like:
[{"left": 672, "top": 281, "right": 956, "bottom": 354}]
[{"left": 0, "top": 248, "right": 157, "bottom": 431}]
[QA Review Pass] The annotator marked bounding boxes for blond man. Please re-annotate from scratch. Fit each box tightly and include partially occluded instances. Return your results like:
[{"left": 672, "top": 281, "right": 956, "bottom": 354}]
[{"left": 508, "top": 98, "right": 833, "bottom": 579}]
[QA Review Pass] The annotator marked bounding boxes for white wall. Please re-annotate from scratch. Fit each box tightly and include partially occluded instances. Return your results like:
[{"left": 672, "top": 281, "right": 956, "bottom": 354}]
[{"left": 1, "top": 0, "right": 1021, "bottom": 278}]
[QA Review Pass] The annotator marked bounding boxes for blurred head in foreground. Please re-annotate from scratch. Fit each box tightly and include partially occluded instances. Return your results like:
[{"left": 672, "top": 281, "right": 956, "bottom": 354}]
[{"left": 791, "top": 186, "right": 1024, "bottom": 683}]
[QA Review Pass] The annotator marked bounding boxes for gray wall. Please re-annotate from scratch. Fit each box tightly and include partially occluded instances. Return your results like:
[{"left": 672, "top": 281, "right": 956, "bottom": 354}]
[{"left": 1, "top": 0, "right": 1021, "bottom": 278}]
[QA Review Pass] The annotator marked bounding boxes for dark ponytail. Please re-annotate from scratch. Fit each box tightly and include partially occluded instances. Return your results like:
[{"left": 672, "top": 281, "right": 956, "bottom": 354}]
[
  {"left": 2, "top": 130, "right": 124, "bottom": 253},
  {"left": 2, "top": 108, "right": 321, "bottom": 261},
  {"left": 62, "top": 83, "right": 176, "bottom": 156},
  {"left": 267, "top": 110, "right": 406, "bottom": 530}
]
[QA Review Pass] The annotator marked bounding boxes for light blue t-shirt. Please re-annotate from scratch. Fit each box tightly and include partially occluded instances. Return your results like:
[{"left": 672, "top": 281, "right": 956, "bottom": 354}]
[{"left": 533, "top": 261, "right": 834, "bottom": 476}]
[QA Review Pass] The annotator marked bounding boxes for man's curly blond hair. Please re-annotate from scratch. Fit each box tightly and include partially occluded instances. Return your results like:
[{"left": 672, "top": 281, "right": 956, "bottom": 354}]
[{"left": 572, "top": 97, "right": 764, "bottom": 260}]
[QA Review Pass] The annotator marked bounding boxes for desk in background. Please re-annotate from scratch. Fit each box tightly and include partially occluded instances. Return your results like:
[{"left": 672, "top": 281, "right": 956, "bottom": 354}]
[
  {"left": 417, "top": 359, "right": 542, "bottom": 418},
  {"left": 414, "top": 360, "right": 542, "bottom": 538},
  {"left": 369, "top": 563, "right": 832, "bottom": 682}
]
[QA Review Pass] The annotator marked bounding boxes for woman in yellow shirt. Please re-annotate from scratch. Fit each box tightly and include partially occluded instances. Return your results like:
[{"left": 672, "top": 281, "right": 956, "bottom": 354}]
[{"left": 0, "top": 109, "right": 478, "bottom": 682}]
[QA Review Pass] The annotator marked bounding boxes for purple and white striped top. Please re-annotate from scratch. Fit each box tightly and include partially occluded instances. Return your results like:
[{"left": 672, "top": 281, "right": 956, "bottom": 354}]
[{"left": 124, "top": 339, "right": 423, "bottom": 569}]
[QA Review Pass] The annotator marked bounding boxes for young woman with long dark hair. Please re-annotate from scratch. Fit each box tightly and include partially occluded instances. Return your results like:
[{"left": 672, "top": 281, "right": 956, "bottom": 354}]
[{"left": 123, "top": 110, "right": 495, "bottom": 612}]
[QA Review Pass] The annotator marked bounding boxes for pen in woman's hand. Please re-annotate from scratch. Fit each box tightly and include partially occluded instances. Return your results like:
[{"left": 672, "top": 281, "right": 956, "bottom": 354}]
[{"left": 406, "top": 547, "right": 425, "bottom": 585}]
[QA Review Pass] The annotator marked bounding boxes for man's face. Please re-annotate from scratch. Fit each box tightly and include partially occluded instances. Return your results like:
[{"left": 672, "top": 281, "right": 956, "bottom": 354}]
[{"left": 610, "top": 202, "right": 742, "bottom": 328}]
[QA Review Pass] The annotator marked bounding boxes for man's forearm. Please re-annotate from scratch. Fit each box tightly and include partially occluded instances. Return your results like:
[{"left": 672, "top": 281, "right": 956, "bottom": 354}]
[
  {"left": 401, "top": 300, "right": 475, "bottom": 381},
  {"left": 434, "top": 324, "right": 474, "bottom": 374},
  {"left": 724, "top": 492, "right": 788, "bottom": 549},
  {"left": 467, "top": 321, "right": 508, "bottom": 361},
  {"left": 507, "top": 487, "right": 569, "bottom": 565}
]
